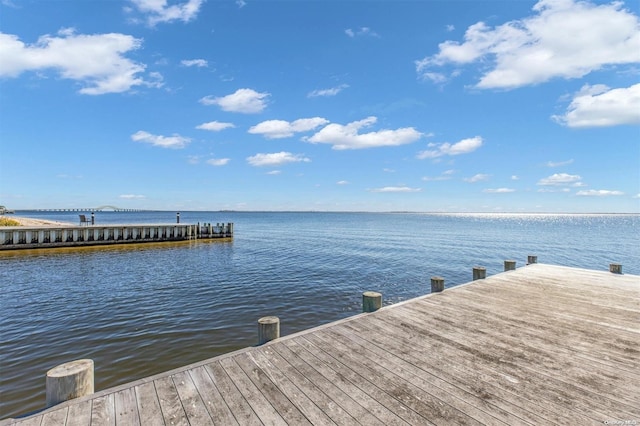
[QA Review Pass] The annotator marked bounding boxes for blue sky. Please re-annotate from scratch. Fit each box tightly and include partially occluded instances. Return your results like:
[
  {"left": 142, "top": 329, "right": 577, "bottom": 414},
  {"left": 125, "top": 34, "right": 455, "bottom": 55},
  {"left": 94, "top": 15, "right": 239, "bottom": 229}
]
[{"left": 1, "top": 0, "right": 639, "bottom": 212}]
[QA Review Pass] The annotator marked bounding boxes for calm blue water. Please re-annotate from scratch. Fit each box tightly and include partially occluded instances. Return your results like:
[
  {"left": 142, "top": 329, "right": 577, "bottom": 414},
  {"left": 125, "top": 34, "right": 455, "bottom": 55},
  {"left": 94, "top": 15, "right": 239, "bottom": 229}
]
[{"left": 1, "top": 211, "right": 639, "bottom": 418}]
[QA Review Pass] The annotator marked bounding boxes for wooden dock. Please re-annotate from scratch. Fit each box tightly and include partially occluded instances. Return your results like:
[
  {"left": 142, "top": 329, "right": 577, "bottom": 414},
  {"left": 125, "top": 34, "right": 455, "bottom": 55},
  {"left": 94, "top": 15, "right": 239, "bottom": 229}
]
[
  {"left": 3, "top": 264, "right": 639, "bottom": 425},
  {"left": 0, "top": 223, "right": 232, "bottom": 251}
]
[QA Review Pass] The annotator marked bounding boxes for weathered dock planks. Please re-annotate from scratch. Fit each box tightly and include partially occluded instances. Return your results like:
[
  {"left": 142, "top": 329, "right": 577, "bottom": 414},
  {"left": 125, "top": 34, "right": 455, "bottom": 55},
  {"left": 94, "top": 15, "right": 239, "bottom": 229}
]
[{"left": 3, "top": 264, "right": 639, "bottom": 425}]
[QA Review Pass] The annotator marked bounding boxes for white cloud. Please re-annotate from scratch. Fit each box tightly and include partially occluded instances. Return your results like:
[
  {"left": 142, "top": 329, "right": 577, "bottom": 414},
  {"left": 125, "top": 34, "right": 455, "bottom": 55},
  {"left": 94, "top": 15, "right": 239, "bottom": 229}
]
[
  {"left": 576, "top": 189, "right": 624, "bottom": 196},
  {"left": 369, "top": 186, "right": 422, "bottom": 193},
  {"left": 446, "top": 25, "right": 455, "bottom": 32},
  {"left": 119, "top": 194, "right": 146, "bottom": 199},
  {"left": 546, "top": 159, "right": 574, "bottom": 167},
  {"left": 200, "top": 88, "right": 270, "bottom": 113},
  {"left": 246, "top": 152, "right": 310, "bottom": 167},
  {"left": 345, "top": 27, "right": 379, "bottom": 38},
  {"left": 306, "top": 116, "right": 422, "bottom": 150},
  {"left": 206, "top": 158, "right": 230, "bottom": 166},
  {"left": 552, "top": 83, "right": 640, "bottom": 127},
  {"left": 483, "top": 188, "right": 515, "bottom": 193},
  {"left": 0, "top": 29, "right": 152, "bottom": 95},
  {"left": 416, "top": 0, "right": 640, "bottom": 89},
  {"left": 249, "top": 117, "right": 329, "bottom": 139},
  {"left": 511, "top": 175, "right": 519, "bottom": 180},
  {"left": 129, "top": 0, "right": 204, "bottom": 26},
  {"left": 308, "top": 84, "right": 349, "bottom": 98},
  {"left": 337, "top": 180, "right": 349, "bottom": 185},
  {"left": 464, "top": 173, "right": 490, "bottom": 183},
  {"left": 181, "top": 59, "right": 207, "bottom": 67},
  {"left": 267, "top": 170, "right": 281, "bottom": 175},
  {"left": 236, "top": 0, "right": 246, "bottom": 8},
  {"left": 537, "top": 173, "right": 582, "bottom": 186},
  {"left": 131, "top": 130, "right": 190, "bottom": 148},
  {"left": 417, "top": 136, "right": 483, "bottom": 159},
  {"left": 423, "top": 169, "right": 456, "bottom": 181},
  {"left": 196, "top": 121, "right": 235, "bottom": 131}
]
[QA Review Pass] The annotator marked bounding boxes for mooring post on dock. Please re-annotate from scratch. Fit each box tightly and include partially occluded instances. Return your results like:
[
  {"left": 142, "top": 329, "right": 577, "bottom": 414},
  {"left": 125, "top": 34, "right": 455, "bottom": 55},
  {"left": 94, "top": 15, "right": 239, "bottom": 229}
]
[
  {"left": 362, "top": 291, "right": 382, "bottom": 312},
  {"left": 45, "top": 359, "right": 94, "bottom": 408},
  {"left": 527, "top": 255, "right": 538, "bottom": 265},
  {"left": 609, "top": 263, "right": 622, "bottom": 274},
  {"left": 258, "top": 316, "right": 280, "bottom": 344},
  {"left": 177, "top": 212, "right": 180, "bottom": 224},
  {"left": 91, "top": 212, "right": 95, "bottom": 225},
  {"left": 473, "top": 266, "right": 486, "bottom": 281},
  {"left": 504, "top": 260, "right": 516, "bottom": 271},
  {"left": 430, "top": 276, "right": 445, "bottom": 293}
]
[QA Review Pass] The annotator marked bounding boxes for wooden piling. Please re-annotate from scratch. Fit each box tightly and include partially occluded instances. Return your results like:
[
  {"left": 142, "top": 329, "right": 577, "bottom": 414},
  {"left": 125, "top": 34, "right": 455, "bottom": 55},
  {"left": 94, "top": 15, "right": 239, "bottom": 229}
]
[
  {"left": 472, "top": 266, "right": 486, "bottom": 281},
  {"left": 609, "top": 263, "right": 622, "bottom": 274},
  {"left": 430, "top": 276, "right": 445, "bottom": 293},
  {"left": 362, "top": 291, "right": 382, "bottom": 312},
  {"left": 527, "top": 255, "right": 538, "bottom": 265},
  {"left": 258, "top": 316, "right": 280, "bottom": 345},
  {"left": 504, "top": 260, "right": 516, "bottom": 271},
  {"left": 45, "top": 359, "right": 94, "bottom": 407}
]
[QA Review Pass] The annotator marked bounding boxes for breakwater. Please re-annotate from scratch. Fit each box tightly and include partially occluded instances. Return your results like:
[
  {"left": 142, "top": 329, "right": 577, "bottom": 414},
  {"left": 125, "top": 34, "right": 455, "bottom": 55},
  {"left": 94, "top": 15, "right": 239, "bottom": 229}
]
[{"left": 0, "top": 222, "right": 233, "bottom": 250}]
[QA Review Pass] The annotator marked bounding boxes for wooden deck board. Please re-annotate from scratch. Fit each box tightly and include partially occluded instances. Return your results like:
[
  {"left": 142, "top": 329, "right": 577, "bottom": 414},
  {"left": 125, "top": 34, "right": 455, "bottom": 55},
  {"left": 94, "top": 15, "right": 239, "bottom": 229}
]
[{"left": 4, "top": 264, "right": 639, "bottom": 426}]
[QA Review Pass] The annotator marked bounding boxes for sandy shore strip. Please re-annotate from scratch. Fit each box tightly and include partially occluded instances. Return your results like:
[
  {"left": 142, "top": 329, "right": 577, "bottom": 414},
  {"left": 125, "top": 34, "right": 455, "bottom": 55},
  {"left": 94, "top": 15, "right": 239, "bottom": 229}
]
[{"left": 0, "top": 215, "right": 75, "bottom": 227}]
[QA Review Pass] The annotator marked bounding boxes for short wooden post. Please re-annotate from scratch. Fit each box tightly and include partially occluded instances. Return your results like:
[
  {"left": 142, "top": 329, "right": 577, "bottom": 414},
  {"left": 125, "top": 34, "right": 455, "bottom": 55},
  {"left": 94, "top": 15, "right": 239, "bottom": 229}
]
[
  {"left": 176, "top": 212, "right": 180, "bottom": 224},
  {"left": 527, "top": 255, "right": 538, "bottom": 265},
  {"left": 362, "top": 291, "right": 382, "bottom": 312},
  {"left": 258, "top": 316, "right": 280, "bottom": 345},
  {"left": 430, "top": 276, "right": 444, "bottom": 293},
  {"left": 504, "top": 260, "right": 516, "bottom": 271},
  {"left": 46, "top": 359, "right": 94, "bottom": 407},
  {"left": 609, "top": 263, "right": 622, "bottom": 274},
  {"left": 472, "top": 266, "right": 486, "bottom": 281}
]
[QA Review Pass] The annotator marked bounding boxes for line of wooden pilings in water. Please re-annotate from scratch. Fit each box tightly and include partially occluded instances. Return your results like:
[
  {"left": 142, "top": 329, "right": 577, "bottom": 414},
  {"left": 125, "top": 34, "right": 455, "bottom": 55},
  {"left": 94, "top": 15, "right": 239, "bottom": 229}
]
[{"left": 41, "top": 256, "right": 625, "bottom": 409}]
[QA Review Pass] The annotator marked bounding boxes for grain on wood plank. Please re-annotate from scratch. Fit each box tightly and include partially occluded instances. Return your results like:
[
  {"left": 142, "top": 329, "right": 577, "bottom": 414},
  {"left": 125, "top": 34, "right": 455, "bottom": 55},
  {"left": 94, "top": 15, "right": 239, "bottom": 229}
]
[
  {"left": 154, "top": 375, "right": 189, "bottom": 426},
  {"left": 114, "top": 387, "right": 140, "bottom": 426},
  {"left": 133, "top": 382, "right": 164, "bottom": 426},
  {"left": 39, "top": 407, "right": 67, "bottom": 426},
  {"left": 412, "top": 295, "right": 640, "bottom": 390},
  {"left": 233, "top": 352, "right": 313, "bottom": 425},
  {"left": 393, "top": 302, "right": 640, "bottom": 416},
  {"left": 364, "top": 308, "right": 632, "bottom": 421},
  {"left": 90, "top": 394, "right": 116, "bottom": 426},
  {"left": 272, "top": 341, "right": 387, "bottom": 426},
  {"left": 344, "top": 313, "right": 596, "bottom": 425},
  {"left": 420, "top": 290, "right": 640, "bottom": 371},
  {"left": 65, "top": 399, "right": 92, "bottom": 426},
  {"left": 8, "top": 417, "right": 41, "bottom": 426},
  {"left": 314, "top": 327, "right": 518, "bottom": 426},
  {"left": 331, "top": 323, "right": 554, "bottom": 426},
  {"left": 285, "top": 338, "right": 413, "bottom": 426},
  {"left": 218, "top": 356, "right": 286, "bottom": 426},
  {"left": 171, "top": 370, "right": 214, "bottom": 425},
  {"left": 188, "top": 366, "right": 239, "bottom": 426},
  {"left": 256, "top": 346, "right": 358, "bottom": 425},
  {"left": 203, "top": 362, "right": 262, "bottom": 426},
  {"left": 306, "top": 330, "right": 492, "bottom": 426}
]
